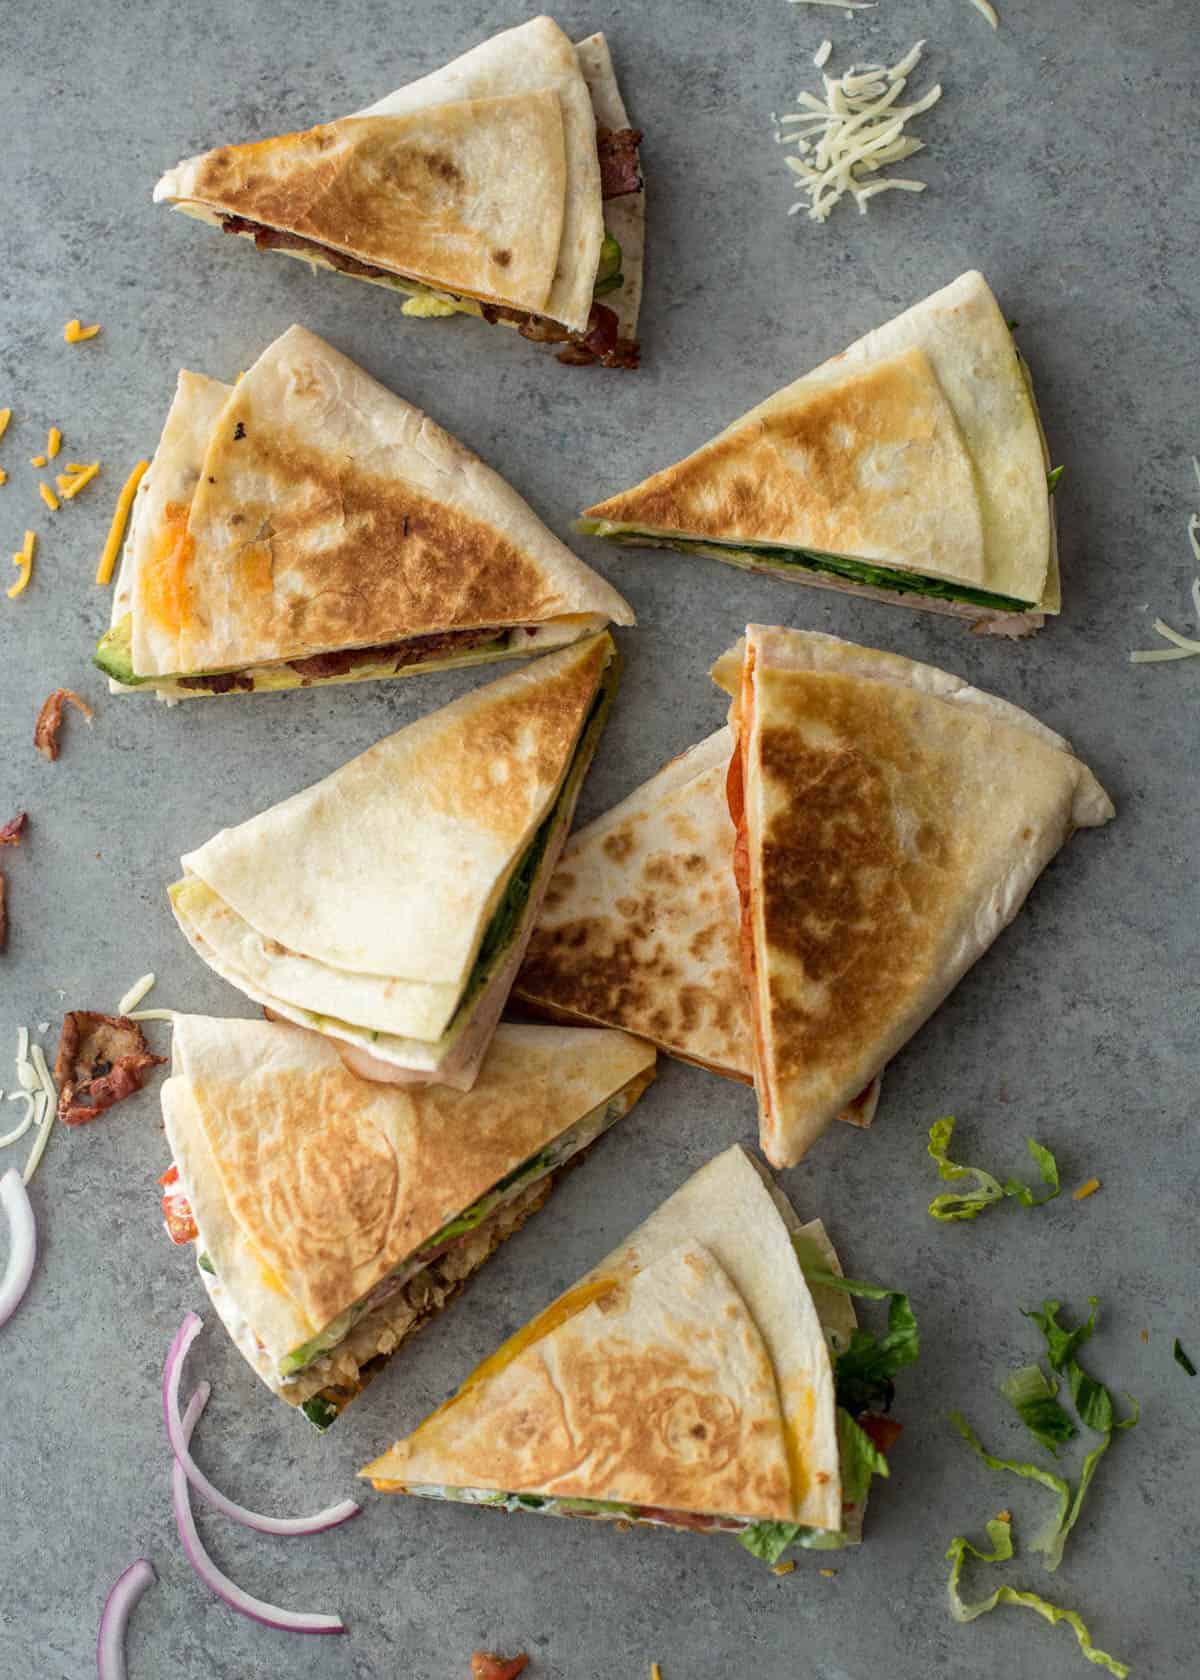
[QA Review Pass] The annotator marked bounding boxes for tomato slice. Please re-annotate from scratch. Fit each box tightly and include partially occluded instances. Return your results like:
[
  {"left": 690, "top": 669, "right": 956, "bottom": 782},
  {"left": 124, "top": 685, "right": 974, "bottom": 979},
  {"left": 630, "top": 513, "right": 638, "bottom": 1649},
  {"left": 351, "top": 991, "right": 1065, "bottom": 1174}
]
[
  {"left": 857, "top": 1413, "right": 904, "bottom": 1456},
  {"left": 159, "top": 1163, "right": 199, "bottom": 1245}
]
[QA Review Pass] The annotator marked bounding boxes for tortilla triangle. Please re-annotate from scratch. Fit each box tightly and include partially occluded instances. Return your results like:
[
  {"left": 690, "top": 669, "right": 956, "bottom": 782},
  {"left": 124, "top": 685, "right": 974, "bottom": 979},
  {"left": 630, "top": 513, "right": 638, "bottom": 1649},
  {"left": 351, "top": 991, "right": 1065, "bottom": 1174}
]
[
  {"left": 715, "top": 627, "right": 1114, "bottom": 1168},
  {"left": 171, "top": 634, "right": 617, "bottom": 1086},
  {"left": 121, "top": 326, "right": 631, "bottom": 686}
]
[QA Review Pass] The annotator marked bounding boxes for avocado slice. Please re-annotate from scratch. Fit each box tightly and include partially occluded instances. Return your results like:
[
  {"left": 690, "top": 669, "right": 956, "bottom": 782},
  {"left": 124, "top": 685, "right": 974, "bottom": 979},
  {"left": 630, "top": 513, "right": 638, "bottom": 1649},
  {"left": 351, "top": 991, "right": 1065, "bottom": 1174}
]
[{"left": 93, "top": 614, "right": 150, "bottom": 685}]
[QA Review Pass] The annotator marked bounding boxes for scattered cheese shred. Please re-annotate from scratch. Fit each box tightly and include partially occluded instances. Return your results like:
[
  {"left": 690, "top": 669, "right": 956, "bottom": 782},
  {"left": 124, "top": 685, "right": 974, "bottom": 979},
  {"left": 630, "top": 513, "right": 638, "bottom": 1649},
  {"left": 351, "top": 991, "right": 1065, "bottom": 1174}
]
[
  {"left": 23, "top": 1040, "right": 58, "bottom": 1184},
  {"left": 46, "top": 427, "right": 61, "bottom": 460},
  {"left": 813, "top": 39, "right": 833, "bottom": 69},
  {"left": 819, "top": 1567, "right": 838, "bottom": 1577},
  {"left": 0, "top": 469, "right": 7, "bottom": 487},
  {"left": 7, "top": 530, "right": 35, "bottom": 598},
  {"left": 1130, "top": 459, "right": 1200, "bottom": 664},
  {"left": 1140, "top": 1329, "right": 1149, "bottom": 1343},
  {"left": 58, "top": 461, "right": 99, "bottom": 500},
  {"left": 30, "top": 454, "right": 46, "bottom": 468},
  {"left": 63, "top": 318, "right": 101, "bottom": 343},
  {"left": 967, "top": 0, "right": 1001, "bottom": 26},
  {"left": 118, "top": 972, "right": 156, "bottom": 1015},
  {"left": 0, "top": 407, "right": 10, "bottom": 441},
  {"left": 787, "top": 1, "right": 875, "bottom": 8},
  {"left": 64, "top": 462, "right": 88, "bottom": 472},
  {"left": 650, "top": 1665, "right": 663, "bottom": 1680},
  {"left": 96, "top": 459, "right": 149, "bottom": 585},
  {"left": 772, "top": 1561, "right": 797, "bottom": 1576},
  {"left": 38, "top": 482, "right": 59, "bottom": 512},
  {"left": 775, "top": 40, "right": 942, "bottom": 223},
  {"left": 1073, "top": 1177, "right": 1101, "bottom": 1201}
]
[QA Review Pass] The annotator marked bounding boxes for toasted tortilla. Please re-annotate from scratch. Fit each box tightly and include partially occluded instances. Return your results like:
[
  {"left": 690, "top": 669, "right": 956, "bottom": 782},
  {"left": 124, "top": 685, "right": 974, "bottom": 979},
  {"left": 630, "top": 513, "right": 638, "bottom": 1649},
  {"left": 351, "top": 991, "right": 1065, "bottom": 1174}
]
[
  {"left": 575, "top": 31, "right": 644, "bottom": 341},
  {"left": 365, "top": 1144, "right": 842, "bottom": 1532},
  {"left": 163, "top": 1014, "right": 656, "bottom": 1386},
  {"left": 171, "top": 636, "right": 615, "bottom": 1081},
  {"left": 582, "top": 271, "right": 1055, "bottom": 619},
  {"left": 122, "top": 326, "right": 631, "bottom": 685},
  {"left": 716, "top": 627, "right": 1114, "bottom": 1168}
]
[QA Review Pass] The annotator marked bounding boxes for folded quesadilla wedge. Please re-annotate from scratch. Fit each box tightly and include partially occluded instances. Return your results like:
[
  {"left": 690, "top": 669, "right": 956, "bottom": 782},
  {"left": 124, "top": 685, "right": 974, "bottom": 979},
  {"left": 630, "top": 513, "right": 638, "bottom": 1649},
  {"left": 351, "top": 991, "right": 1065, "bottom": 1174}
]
[
  {"left": 363, "top": 1144, "right": 915, "bottom": 1558},
  {"left": 715, "top": 626, "right": 1115, "bottom": 1169},
  {"left": 579, "top": 272, "right": 1060, "bottom": 633},
  {"left": 154, "top": 18, "right": 643, "bottom": 368},
  {"left": 96, "top": 326, "right": 632, "bottom": 699},
  {"left": 513, "top": 727, "right": 880, "bottom": 1127},
  {"left": 170, "top": 634, "right": 619, "bottom": 1090},
  {"left": 159, "top": 1014, "right": 656, "bottom": 1427}
]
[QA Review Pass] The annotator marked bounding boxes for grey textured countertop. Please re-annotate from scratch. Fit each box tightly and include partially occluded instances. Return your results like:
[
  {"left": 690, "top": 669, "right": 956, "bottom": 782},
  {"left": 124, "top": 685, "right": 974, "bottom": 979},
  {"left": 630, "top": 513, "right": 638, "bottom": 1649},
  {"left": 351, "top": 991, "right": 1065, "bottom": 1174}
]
[{"left": 1, "top": 3, "right": 1197, "bottom": 1677}]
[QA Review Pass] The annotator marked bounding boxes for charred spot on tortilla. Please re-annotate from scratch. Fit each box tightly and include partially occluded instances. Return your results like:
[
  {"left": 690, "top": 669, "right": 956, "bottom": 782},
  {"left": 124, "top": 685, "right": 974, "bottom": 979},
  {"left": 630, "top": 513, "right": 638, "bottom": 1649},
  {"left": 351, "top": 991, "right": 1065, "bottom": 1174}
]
[{"left": 232, "top": 420, "right": 246, "bottom": 440}]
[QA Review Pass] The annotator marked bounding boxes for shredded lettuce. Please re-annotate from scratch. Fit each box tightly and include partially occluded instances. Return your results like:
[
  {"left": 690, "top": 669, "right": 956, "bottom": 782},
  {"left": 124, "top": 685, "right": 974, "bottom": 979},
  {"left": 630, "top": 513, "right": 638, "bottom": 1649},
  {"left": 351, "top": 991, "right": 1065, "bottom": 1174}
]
[
  {"left": 838, "top": 1407, "right": 890, "bottom": 1505},
  {"left": 1047, "top": 466, "right": 1065, "bottom": 493},
  {"left": 926, "top": 1117, "right": 1059, "bottom": 1221},
  {"left": 1024, "top": 1296, "right": 1099, "bottom": 1372},
  {"left": 798, "top": 1264, "right": 920, "bottom": 1416},
  {"left": 946, "top": 1516, "right": 1129, "bottom": 1677},
  {"left": 1000, "top": 1364, "right": 1078, "bottom": 1455}
]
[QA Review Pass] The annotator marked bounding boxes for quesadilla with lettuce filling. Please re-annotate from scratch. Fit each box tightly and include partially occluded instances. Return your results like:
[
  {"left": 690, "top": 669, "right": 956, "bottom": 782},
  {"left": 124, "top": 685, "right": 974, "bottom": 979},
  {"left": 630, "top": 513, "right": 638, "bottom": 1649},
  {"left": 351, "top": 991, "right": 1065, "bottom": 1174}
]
[
  {"left": 154, "top": 17, "right": 643, "bottom": 368},
  {"left": 579, "top": 272, "right": 1061, "bottom": 633},
  {"left": 362, "top": 1143, "right": 916, "bottom": 1561},
  {"left": 96, "top": 326, "right": 632, "bottom": 699},
  {"left": 513, "top": 726, "right": 880, "bottom": 1128},
  {"left": 716, "top": 626, "right": 1115, "bottom": 1169},
  {"left": 169, "top": 634, "right": 618, "bottom": 1090},
  {"left": 159, "top": 1014, "right": 656, "bottom": 1428}
]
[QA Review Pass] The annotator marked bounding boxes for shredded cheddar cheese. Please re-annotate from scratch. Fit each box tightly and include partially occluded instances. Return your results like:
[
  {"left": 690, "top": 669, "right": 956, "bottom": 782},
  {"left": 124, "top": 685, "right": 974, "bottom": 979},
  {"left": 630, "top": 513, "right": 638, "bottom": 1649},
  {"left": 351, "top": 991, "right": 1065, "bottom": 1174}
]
[
  {"left": 38, "top": 482, "right": 59, "bottom": 512},
  {"left": 46, "top": 427, "right": 61, "bottom": 460},
  {"left": 64, "top": 462, "right": 88, "bottom": 472},
  {"left": 96, "top": 458, "right": 149, "bottom": 585},
  {"left": 63, "top": 318, "right": 101, "bottom": 343},
  {"left": 772, "top": 1561, "right": 797, "bottom": 1576},
  {"left": 0, "top": 408, "right": 10, "bottom": 441},
  {"left": 30, "top": 455, "right": 46, "bottom": 468},
  {"left": 59, "top": 461, "right": 99, "bottom": 500},
  {"left": 651, "top": 1665, "right": 663, "bottom": 1680},
  {"left": 1073, "top": 1177, "right": 1101, "bottom": 1201},
  {"left": 819, "top": 1567, "right": 837, "bottom": 1577},
  {"left": 0, "top": 469, "right": 6, "bottom": 487},
  {"left": 7, "top": 530, "right": 35, "bottom": 598}
]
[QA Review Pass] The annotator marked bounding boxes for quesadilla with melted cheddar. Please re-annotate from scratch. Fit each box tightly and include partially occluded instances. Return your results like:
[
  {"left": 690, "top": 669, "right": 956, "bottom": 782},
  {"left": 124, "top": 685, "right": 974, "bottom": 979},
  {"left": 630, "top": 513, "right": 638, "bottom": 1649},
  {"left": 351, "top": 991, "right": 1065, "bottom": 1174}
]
[
  {"left": 580, "top": 272, "right": 1061, "bottom": 633},
  {"left": 96, "top": 326, "right": 632, "bottom": 699},
  {"left": 716, "top": 626, "right": 1115, "bottom": 1169},
  {"left": 362, "top": 1144, "right": 917, "bottom": 1562},
  {"left": 154, "top": 18, "right": 644, "bottom": 368},
  {"left": 513, "top": 727, "right": 880, "bottom": 1127},
  {"left": 159, "top": 1014, "right": 656, "bottom": 1427},
  {"left": 170, "top": 635, "right": 618, "bottom": 1090}
]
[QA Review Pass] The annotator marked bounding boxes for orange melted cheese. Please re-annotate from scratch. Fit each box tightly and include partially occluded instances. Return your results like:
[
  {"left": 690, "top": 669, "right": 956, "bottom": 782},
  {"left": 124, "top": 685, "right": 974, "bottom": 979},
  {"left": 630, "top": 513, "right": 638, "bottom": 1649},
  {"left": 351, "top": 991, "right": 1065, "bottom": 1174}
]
[
  {"left": 138, "top": 499, "right": 195, "bottom": 639},
  {"left": 782, "top": 1387, "right": 817, "bottom": 1512}
]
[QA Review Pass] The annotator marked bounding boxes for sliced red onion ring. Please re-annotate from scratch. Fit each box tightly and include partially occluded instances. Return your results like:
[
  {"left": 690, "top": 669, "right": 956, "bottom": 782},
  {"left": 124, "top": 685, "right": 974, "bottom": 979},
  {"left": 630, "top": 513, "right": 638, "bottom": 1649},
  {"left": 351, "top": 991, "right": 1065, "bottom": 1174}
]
[
  {"left": 97, "top": 1556, "right": 156, "bottom": 1679},
  {"left": 174, "top": 1383, "right": 346, "bottom": 1635},
  {"left": 0, "top": 1167, "right": 36, "bottom": 1329},
  {"left": 163, "top": 1312, "right": 360, "bottom": 1535}
]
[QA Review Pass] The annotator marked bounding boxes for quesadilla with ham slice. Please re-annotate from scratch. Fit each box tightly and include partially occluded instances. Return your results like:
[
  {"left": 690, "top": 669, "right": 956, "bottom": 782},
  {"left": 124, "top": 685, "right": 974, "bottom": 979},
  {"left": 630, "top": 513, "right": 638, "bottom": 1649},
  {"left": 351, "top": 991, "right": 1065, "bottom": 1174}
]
[
  {"left": 579, "top": 272, "right": 1061, "bottom": 633},
  {"left": 159, "top": 1014, "right": 656, "bottom": 1427},
  {"left": 716, "top": 626, "right": 1114, "bottom": 1169},
  {"left": 154, "top": 17, "right": 644, "bottom": 368},
  {"left": 170, "top": 635, "right": 618, "bottom": 1090},
  {"left": 362, "top": 1144, "right": 917, "bottom": 1562},
  {"left": 96, "top": 326, "right": 632, "bottom": 699}
]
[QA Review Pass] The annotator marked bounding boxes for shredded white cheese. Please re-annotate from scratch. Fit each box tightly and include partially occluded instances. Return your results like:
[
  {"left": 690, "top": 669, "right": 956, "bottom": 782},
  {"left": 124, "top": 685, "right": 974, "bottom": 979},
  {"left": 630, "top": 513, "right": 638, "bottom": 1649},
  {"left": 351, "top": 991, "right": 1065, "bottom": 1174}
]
[
  {"left": 23, "top": 1042, "right": 58, "bottom": 1185},
  {"left": 776, "top": 40, "right": 942, "bottom": 223},
  {"left": 787, "top": 2, "right": 876, "bottom": 8},
  {"left": 118, "top": 972, "right": 156, "bottom": 1015},
  {"left": 1130, "top": 461, "right": 1200, "bottom": 665},
  {"left": 0, "top": 1092, "right": 37, "bottom": 1150},
  {"left": 813, "top": 39, "right": 833, "bottom": 69},
  {"left": 127, "top": 1008, "right": 177, "bottom": 1023},
  {"left": 967, "top": 0, "right": 1001, "bottom": 26}
]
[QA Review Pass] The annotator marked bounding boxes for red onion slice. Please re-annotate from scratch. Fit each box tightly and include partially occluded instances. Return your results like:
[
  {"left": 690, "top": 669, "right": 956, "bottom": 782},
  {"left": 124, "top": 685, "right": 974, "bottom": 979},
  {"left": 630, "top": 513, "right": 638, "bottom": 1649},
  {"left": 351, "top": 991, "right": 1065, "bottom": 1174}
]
[
  {"left": 174, "top": 1383, "right": 346, "bottom": 1635},
  {"left": 163, "top": 1312, "right": 360, "bottom": 1535},
  {"left": 97, "top": 1556, "right": 156, "bottom": 1679},
  {"left": 0, "top": 1167, "right": 36, "bottom": 1329}
]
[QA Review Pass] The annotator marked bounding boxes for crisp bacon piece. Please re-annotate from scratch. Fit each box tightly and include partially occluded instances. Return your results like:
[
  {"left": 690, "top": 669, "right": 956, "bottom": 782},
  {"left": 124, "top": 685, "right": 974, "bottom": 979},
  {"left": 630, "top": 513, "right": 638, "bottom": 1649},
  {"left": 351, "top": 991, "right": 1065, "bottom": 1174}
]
[
  {"left": 159, "top": 1164, "right": 199, "bottom": 1244},
  {"left": 597, "top": 125, "right": 644, "bottom": 199},
  {"left": 54, "top": 1011, "right": 165, "bottom": 1125},
  {"left": 0, "top": 870, "right": 7, "bottom": 954},
  {"left": 0, "top": 811, "right": 27, "bottom": 845},
  {"left": 470, "top": 1655, "right": 529, "bottom": 1680},
  {"left": 34, "top": 688, "right": 93, "bottom": 761}
]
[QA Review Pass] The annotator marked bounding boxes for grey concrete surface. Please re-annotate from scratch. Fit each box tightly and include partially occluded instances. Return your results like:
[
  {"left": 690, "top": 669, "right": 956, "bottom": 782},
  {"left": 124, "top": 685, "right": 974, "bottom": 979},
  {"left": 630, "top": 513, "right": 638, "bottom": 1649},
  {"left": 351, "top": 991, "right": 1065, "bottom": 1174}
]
[{"left": 1, "top": 2, "right": 1197, "bottom": 1676}]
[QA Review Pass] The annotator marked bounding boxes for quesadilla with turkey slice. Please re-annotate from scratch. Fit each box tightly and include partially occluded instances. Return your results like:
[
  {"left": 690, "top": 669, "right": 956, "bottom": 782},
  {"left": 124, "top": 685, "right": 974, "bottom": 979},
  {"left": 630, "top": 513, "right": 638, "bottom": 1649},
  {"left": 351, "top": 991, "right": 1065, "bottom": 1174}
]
[
  {"left": 513, "top": 727, "right": 880, "bottom": 1127},
  {"left": 154, "top": 17, "right": 643, "bottom": 368},
  {"left": 169, "top": 635, "right": 618, "bottom": 1090},
  {"left": 159, "top": 1014, "right": 656, "bottom": 1427},
  {"left": 362, "top": 1144, "right": 917, "bottom": 1561},
  {"left": 96, "top": 326, "right": 632, "bottom": 698},
  {"left": 715, "top": 626, "right": 1114, "bottom": 1169},
  {"left": 580, "top": 272, "right": 1061, "bottom": 633}
]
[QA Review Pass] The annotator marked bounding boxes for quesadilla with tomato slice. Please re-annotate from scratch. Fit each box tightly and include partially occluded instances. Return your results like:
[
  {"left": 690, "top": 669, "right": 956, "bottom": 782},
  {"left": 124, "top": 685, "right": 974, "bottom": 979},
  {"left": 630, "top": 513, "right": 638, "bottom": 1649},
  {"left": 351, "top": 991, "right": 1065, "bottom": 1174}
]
[
  {"left": 169, "top": 635, "right": 618, "bottom": 1090},
  {"left": 96, "top": 326, "right": 632, "bottom": 699},
  {"left": 159, "top": 1013, "right": 656, "bottom": 1427},
  {"left": 579, "top": 272, "right": 1061, "bottom": 633},
  {"left": 716, "top": 626, "right": 1114, "bottom": 1169},
  {"left": 362, "top": 1144, "right": 917, "bottom": 1562},
  {"left": 513, "top": 727, "right": 880, "bottom": 1127},
  {"left": 154, "top": 17, "right": 643, "bottom": 368}
]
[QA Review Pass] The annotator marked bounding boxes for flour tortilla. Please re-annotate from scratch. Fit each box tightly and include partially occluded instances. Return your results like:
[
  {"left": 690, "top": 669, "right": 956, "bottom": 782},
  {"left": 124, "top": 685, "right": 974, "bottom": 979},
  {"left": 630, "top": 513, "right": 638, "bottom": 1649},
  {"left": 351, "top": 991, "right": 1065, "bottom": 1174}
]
[
  {"left": 575, "top": 31, "right": 644, "bottom": 341},
  {"left": 583, "top": 271, "right": 1055, "bottom": 616},
  {"left": 172, "top": 635, "right": 615, "bottom": 1069},
  {"left": 125, "top": 326, "right": 631, "bottom": 683},
  {"left": 163, "top": 1014, "right": 656, "bottom": 1377},
  {"left": 156, "top": 17, "right": 605, "bottom": 334},
  {"left": 364, "top": 1144, "right": 843, "bottom": 1532},
  {"left": 716, "top": 627, "right": 1114, "bottom": 1168}
]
